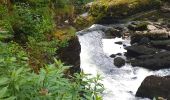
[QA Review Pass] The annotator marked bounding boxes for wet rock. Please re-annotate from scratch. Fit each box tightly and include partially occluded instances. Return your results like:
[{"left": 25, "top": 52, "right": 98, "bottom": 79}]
[
  {"left": 136, "top": 75, "right": 170, "bottom": 99},
  {"left": 105, "top": 28, "right": 122, "bottom": 38},
  {"left": 138, "top": 37, "right": 150, "bottom": 45},
  {"left": 57, "top": 37, "right": 81, "bottom": 74},
  {"left": 114, "top": 57, "right": 125, "bottom": 67},
  {"left": 151, "top": 39, "right": 170, "bottom": 49},
  {"left": 116, "top": 53, "right": 122, "bottom": 56},
  {"left": 115, "top": 41, "right": 123, "bottom": 45},
  {"left": 110, "top": 54, "right": 116, "bottom": 58},
  {"left": 125, "top": 45, "right": 158, "bottom": 57},
  {"left": 131, "top": 51, "right": 170, "bottom": 70},
  {"left": 128, "top": 21, "right": 148, "bottom": 31}
]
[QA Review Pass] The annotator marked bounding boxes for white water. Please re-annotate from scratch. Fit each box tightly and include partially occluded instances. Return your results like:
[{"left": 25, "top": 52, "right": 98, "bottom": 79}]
[{"left": 77, "top": 25, "right": 170, "bottom": 100}]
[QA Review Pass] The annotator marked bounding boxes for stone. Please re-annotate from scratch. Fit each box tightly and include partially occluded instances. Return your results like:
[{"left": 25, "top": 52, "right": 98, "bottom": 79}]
[
  {"left": 151, "top": 39, "right": 170, "bottom": 49},
  {"left": 104, "top": 28, "right": 122, "bottom": 38},
  {"left": 138, "top": 37, "right": 150, "bottom": 45},
  {"left": 57, "top": 37, "right": 81, "bottom": 74},
  {"left": 130, "top": 51, "right": 170, "bottom": 70},
  {"left": 89, "top": 0, "right": 161, "bottom": 22},
  {"left": 114, "top": 57, "right": 125, "bottom": 67},
  {"left": 130, "top": 26, "right": 170, "bottom": 44},
  {"left": 128, "top": 21, "right": 148, "bottom": 31},
  {"left": 115, "top": 41, "right": 123, "bottom": 45},
  {"left": 110, "top": 54, "right": 116, "bottom": 58},
  {"left": 136, "top": 75, "right": 170, "bottom": 99},
  {"left": 125, "top": 45, "right": 158, "bottom": 57}
]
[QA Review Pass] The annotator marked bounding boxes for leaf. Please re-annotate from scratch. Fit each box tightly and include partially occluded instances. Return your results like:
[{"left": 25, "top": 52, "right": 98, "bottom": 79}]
[
  {"left": 3, "top": 96, "right": 16, "bottom": 100},
  {"left": 0, "top": 78, "right": 9, "bottom": 86},
  {"left": 15, "top": 67, "right": 24, "bottom": 76},
  {"left": 0, "top": 87, "right": 8, "bottom": 98}
]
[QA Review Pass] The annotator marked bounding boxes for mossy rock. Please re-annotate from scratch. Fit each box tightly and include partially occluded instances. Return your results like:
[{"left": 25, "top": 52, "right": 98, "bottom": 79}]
[
  {"left": 74, "top": 15, "right": 95, "bottom": 30},
  {"left": 89, "top": 0, "right": 161, "bottom": 22},
  {"left": 128, "top": 21, "right": 148, "bottom": 31}
]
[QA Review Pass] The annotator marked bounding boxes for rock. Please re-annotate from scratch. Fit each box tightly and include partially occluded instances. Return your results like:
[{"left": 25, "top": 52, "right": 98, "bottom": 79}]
[
  {"left": 115, "top": 41, "right": 123, "bottom": 45},
  {"left": 89, "top": 0, "right": 161, "bottom": 23},
  {"left": 128, "top": 21, "right": 148, "bottom": 31},
  {"left": 57, "top": 37, "right": 81, "bottom": 74},
  {"left": 147, "top": 25, "right": 157, "bottom": 30},
  {"left": 125, "top": 45, "right": 158, "bottom": 57},
  {"left": 116, "top": 53, "right": 122, "bottom": 56},
  {"left": 136, "top": 75, "right": 170, "bottom": 99},
  {"left": 130, "top": 26, "right": 170, "bottom": 44},
  {"left": 151, "top": 39, "right": 170, "bottom": 49},
  {"left": 131, "top": 51, "right": 170, "bottom": 70},
  {"left": 104, "top": 28, "right": 122, "bottom": 38},
  {"left": 114, "top": 57, "right": 125, "bottom": 67},
  {"left": 74, "top": 15, "right": 95, "bottom": 30},
  {"left": 110, "top": 54, "right": 116, "bottom": 58},
  {"left": 138, "top": 37, "right": 150, "bottom": 45}
]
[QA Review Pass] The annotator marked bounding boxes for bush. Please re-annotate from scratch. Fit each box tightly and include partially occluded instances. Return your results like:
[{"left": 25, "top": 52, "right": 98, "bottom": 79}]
[{"left": 0, "top": 44, "right": 104, "bottom": 99}]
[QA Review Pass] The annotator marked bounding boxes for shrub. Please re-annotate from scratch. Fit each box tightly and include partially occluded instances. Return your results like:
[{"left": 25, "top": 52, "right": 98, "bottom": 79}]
[{"left": 0, "top": 47, "right": 104, "bottom": 100}]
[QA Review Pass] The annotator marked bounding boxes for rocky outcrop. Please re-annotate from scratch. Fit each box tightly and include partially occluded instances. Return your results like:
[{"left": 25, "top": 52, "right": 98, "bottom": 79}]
[
  {"left": 57, "top": 37, "right": 81, "bottom": 74},
  {"left": 125, "top": 45, "right": 158, "bottom": 57},
  {"left": 136, "top": 75, "right": 170, "bottom": 99},
  {"left": 130, "top": 51, "right": 170, "bottom": 70},
  {"left": 89, "top": 0, "right": 161, "bottom": 24},
  {"left": 130, "top": 24, "right": 170, "bottom": 44}
]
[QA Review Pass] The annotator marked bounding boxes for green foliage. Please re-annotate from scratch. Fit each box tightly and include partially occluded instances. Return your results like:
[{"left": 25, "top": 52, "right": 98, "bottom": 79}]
[
  {"left": 0, "top": 1, "right": 104, "bottom": 99},
  {"left": 0, "top": 4, "right": 13, "bottom": 37},
  {"left": 27, "top": 35, "right": 58, "bottom": 68},
  {"left": 90, "top": 0, "right": 161, "bottom": 21},
  {"left": 12, "top": 2, "right": 54, "bottom": 37},
  {"left": 0, "top": 48, "right": 104, "bottom": 100}
]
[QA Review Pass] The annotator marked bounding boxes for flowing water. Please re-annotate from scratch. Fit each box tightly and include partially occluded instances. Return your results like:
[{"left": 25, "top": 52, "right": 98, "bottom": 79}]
[{"left": 77, "top": 24, "right": 170, "bottom": 100}]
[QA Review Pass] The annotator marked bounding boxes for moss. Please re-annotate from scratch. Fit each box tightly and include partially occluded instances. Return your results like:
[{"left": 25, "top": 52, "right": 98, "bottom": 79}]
[
  {"left": 90, "top": 0, "right": 161, "bottom": 22},
  {"left": 74, "top": 15, "right": 95, "bottom": 30},
  {"left": 53, "top": 26, "right": 76, "bottom": 45}
]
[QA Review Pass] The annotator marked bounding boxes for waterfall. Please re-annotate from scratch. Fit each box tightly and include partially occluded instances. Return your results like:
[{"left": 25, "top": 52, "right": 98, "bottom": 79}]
[{"left": 77, "top": 24, "right": 170, "bottom": 100}]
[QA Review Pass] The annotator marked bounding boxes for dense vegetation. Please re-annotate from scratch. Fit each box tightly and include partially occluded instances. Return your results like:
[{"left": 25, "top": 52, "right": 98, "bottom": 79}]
[{"left": 0, "top": 0, "right": 104, "bottom": 100}]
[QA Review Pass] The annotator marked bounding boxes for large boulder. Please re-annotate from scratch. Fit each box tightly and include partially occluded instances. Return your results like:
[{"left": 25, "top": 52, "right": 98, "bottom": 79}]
[
  {"left": 136, "top": 75, "right": 170, "bottom": 99},
  {"left": 57, "top": 37, "right": 81, "bottom": 74},
  {"left": 89, "top": 0, "right": 161, "bottom": 24},
  {"left": 125, "top": 45, "right": 158, "bottom": 57},
  {"left": 130, "top": 51, "right": 170, "bottom": 70},
  {"left": 151, "top": 39, "right": 170, "bottom": 49}
]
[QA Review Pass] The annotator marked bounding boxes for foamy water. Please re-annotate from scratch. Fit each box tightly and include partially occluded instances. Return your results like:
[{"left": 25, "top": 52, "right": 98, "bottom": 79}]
[{"left": 77, "top": 25, "right": 170, "bottom": 100}]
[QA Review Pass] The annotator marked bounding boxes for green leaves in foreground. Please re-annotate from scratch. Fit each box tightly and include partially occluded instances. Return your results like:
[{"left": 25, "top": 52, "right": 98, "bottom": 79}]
[{"left": 0, "top": 51, "right": 104, "bottom": 100}]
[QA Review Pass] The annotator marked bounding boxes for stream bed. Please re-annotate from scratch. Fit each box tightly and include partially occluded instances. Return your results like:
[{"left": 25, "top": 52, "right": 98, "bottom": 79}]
[{"left": 77, "top": 24, "right": 170, "bottom": 100}]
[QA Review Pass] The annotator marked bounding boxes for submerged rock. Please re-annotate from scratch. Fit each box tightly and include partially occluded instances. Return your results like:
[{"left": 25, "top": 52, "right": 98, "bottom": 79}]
[
  {"left": 110, "top": 54, "right": 116, "bottom": 58},
  {"left": 115, "top": 41, "right": 123, "bottom": 45},
  {"left": 136, "top": 75, "right": 170, "bottom": 99},
  {"left": 114, "top": 57, "right": 125, "bottom": 68}
]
